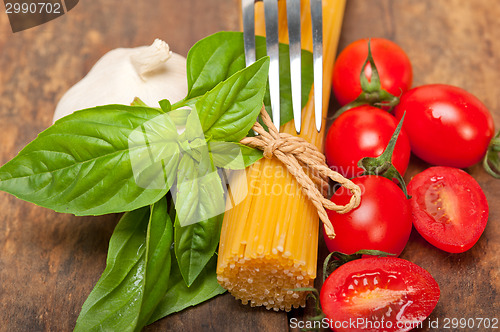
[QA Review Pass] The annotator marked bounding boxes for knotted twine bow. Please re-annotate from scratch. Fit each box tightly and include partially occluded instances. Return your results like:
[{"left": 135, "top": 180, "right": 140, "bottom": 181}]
[{"left": 240, "top": 106, "right": 361, "bottom": 239}]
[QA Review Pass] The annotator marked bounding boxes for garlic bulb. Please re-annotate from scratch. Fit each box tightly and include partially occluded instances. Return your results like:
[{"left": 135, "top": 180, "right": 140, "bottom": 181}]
[{"left": 53, "top": 39, "right": 188, "bottom": 123}]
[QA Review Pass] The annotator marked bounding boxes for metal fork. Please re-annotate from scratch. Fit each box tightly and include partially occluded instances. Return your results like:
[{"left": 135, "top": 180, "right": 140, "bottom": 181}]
[{"left": 242, "top": 0, "right": 323, "bottom": 134}]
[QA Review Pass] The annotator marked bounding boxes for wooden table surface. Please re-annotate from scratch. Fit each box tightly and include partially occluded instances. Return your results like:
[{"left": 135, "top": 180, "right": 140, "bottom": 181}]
[{"left": 0, "top": 1, "right": 499, "bottom": 331}]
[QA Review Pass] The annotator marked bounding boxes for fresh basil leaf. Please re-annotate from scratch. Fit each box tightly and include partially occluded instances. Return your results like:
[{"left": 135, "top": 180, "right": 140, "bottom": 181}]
[
  {"left": 185, "top": 31, "right": 246, "bottom": 100},
  {"left": 0, "top": 105, "right": 179, "bottom": 216},
  {"left": 255, "top": 36, "right": 314, "bottom": 126},
  {"left": 172, "top": 154, "right": 199, "bottom": 225},
  {"left": 208, "top": 141, "right": 263, "bottom": 169},
  {"left": 128, "top": 111, "right": 180, "bottom": 192},
  {"left": 169, "top": 108, "right": 190, "bottom": 127},
  {"left": 180, "top": 31, "right": 313, "bottom": 127},
  {"left": 76, "top": 207, "right": 150, "bottom": 331},
  {"left": 75, "top": 197, "right": 174, "bottom": 331},
  {"left": 131, "top": 97, "right": 149, "bottom": 107},
  {"left": 171, "top": 116, "right": 226, "bottom": 285},
  {"left": 137, "top": 198, "right": 175, "bottom": 327},
  {"left": 174, "top": 213, "right": 223, "bottom": 287},
  {"left": 172, "top": 152, "right": 225, "bottom": 228},
  {"left": 147, "top": 253, "right": 226, "bottom": 324},
  {"left": 158, "top": 99, "right": 171, "bottom": 113},
  {"left": 238, "top": 144, "right": 264, "bottom": 166},
  {"left": 178, "top": 107, "right": 207, "bottom": 159},
  {"left": 180, "top": 82, "right": 264, "bottom": 168},
  {"left": 195, "top": 57, "right": 270, "bottom": 142}
]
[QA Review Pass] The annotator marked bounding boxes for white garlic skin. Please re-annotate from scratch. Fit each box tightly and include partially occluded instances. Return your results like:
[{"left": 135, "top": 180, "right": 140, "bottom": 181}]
[{"left": 53, "top": 39, "right": 188, "bottom": 123}]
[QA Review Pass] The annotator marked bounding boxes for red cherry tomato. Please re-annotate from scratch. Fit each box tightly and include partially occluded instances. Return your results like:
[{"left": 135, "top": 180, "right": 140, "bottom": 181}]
[
  {"left": 320, "top": 257, "right": 440, "bottom": 332},
  {"left": 332, "top": 38, "right": 413, "bottom": 106},
  {"left": 394, "top": 84, "right": 495, "bottom": 168},
  {"left": 324, "top": 176, "right": 412, "bottom": 256},
  {"left": 325, "top": 106, "right": 411, "bottom": 179},
  {"left": 407, "top": 166, "right": 488, "bottom": 253}
]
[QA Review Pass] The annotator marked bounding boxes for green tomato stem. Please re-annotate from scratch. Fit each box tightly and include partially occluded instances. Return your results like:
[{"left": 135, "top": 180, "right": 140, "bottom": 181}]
[
  {"left": 358, "top": 113, "right": 410, "bottom": 198},
  {"left": 333, "top": 39, "right": 400, "bottom": 120},
  {"left": 483, "top": 130, "right": 500, "bottom": 178}
]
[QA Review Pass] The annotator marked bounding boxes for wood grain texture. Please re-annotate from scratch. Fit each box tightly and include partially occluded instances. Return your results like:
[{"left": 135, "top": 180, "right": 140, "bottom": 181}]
[{"left": 0, "top": 0, "right": 499, "bottom": 331}]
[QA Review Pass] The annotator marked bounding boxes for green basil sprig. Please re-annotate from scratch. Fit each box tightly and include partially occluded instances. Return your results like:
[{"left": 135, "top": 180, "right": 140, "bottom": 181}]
[{"left": 0, "top": 31, "right": 315, "bottom": 331}]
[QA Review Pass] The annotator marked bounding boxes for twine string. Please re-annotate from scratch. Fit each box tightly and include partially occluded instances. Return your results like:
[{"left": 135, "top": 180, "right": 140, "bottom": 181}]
[{"left": 240, "top": 106, "right": 362, "bottom": 239}]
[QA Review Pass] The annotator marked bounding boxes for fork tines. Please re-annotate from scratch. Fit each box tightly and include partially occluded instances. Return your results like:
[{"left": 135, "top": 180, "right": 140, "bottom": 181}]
[{"left": 242, "top": 0, "right": 323, "bottom": 134}]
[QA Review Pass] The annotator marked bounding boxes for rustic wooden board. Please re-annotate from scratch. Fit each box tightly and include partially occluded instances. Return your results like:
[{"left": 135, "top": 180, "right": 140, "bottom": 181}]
[{"left": 0, "top": 1, "right": 498, "bottom": 331}]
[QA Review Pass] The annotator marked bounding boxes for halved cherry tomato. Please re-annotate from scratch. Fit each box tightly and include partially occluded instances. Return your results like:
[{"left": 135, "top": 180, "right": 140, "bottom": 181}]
[
  {"left": 324, "top": 106, "right": 411, "bottom": 179},
  {"left": 324, "top": 176, "right": 412, "bottom": 256},
  {"left": 320, "top": 257, "right": 440, "bottom": 332},
  {"left": 407, "top": 166, "right": 488, "bottom": 253},
  {"left": 394, "top": 84, "right": 495, "bottom": 168},
  {"left": 332, "top": 38, "right": 413, "bottom": 106}
]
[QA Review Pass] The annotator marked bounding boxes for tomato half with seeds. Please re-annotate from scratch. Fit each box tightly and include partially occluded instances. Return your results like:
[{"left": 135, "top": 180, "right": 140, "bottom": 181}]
[
  {"left": 407, "top": 166, "right": 488, "bottom": 253},
  {"left": 324, "top": 176, "right": 412, "bottom": 256},
  {"left": 320, "top": 257, "right": 440, "bottom": 332}
]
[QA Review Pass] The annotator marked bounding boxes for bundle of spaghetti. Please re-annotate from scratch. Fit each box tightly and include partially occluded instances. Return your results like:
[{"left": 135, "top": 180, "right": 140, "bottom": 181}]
[{"left": 217, "top": 0, "right": 346, "bottom": 311}]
